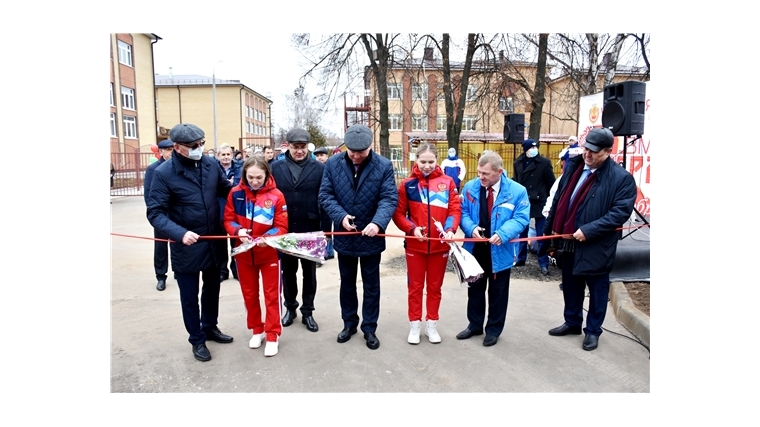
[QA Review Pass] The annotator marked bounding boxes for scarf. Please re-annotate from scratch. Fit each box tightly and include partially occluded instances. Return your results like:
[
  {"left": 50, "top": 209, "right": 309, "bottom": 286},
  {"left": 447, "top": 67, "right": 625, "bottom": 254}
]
[{"left": 550, "top": 165, "right": 597, "bottom": 252}]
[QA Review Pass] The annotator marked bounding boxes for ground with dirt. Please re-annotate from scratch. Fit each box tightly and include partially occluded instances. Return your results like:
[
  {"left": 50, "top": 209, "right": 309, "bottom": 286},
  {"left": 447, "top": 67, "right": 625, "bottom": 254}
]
[{"left": 387, "top": 251, "right": 650, "bottom": 317}]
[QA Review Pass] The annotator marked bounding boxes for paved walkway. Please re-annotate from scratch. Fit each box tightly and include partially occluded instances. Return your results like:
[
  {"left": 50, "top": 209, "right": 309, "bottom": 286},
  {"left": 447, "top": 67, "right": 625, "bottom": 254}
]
[{"left": 111, "top": 196, "right": 649, "bottom": 393}]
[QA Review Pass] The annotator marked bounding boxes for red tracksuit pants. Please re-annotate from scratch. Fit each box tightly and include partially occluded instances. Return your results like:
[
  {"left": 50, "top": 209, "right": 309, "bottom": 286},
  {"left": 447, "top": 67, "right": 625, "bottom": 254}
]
[
  {"left": 405, "top": 251, "right": 448, "bottom": 322},
  {"left": 237, "top": 260, "right": 282, "bottom": 342}
]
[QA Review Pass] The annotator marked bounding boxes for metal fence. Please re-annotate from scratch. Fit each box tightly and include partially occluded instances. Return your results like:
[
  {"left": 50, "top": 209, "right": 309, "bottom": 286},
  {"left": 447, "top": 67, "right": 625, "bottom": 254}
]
[{"left": 110, "top": 148, "right": 156, "bottom": 196}]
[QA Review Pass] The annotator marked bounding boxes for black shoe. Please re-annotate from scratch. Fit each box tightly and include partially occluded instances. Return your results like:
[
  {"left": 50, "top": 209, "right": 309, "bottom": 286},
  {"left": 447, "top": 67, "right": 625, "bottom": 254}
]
[
  {"left": 548, "top": 323, "right": 582, "bottom": 336},
  {"left": 514, "top": 261, "right": 526, "bottom": 267},
  {"left": 282, "top": 309, "right": 297, "bottom": 327},
  {"left": 559, "top": 282, "right": 563, "bottom": 290},
  {"left": 316, "top": 263, "right": 323, "bottom": 268},
  {"left": 204, "top": 327, "right": 233, "bottom": 343},
  {"left": 325, "top": 255, "right": 334, "bottom": 260},
  {"left": 456, "top": 328, "right": 483, "bottom": 340},
  {"left": 156, "top": 279, "right": 166, "bottom": 291},
  {"left": 583, "top": 334, "right": 599, "bottom": 351},
  {"left": 541, "top": 266, "right": 549, "bottom": 275},
  {"left": 302, "top": 315, "right": 319, "bottom": 332},
  {"left": 193, "top": 343, "right": 211, "bottom": 362},
  {"left": 364, "top": 332, "right": 380, "bottom": 350},
  {"left": 483, "top": 335, "right": 498, "bottom": 347},
  {"left": 219, "top": 274, "right": 229, "bottom": 282},
  {"left": 337, "top": 327, "right": 357, "bottom": 343}
]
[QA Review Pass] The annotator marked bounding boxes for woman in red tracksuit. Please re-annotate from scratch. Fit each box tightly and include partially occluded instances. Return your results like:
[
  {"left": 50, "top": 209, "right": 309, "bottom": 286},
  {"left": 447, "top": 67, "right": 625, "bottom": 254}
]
[
  {"left": 224, "top": 156, "right": 288, "bottom": 357},
  {"left": 392, "top": 143, "right": 461, "bottom": 345}
]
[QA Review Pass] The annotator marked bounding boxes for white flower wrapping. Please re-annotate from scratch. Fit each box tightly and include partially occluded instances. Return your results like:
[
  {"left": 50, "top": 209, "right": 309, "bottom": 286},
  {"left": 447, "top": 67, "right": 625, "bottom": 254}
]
[{"left": 231, "top": 232, "right": 327, "bottom": 264}]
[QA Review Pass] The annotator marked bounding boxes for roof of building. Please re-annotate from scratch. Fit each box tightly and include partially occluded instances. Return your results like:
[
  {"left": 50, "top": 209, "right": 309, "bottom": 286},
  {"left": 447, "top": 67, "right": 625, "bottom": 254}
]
[{"left": 154, "top": 74, "right": 272, "bottom": 102}]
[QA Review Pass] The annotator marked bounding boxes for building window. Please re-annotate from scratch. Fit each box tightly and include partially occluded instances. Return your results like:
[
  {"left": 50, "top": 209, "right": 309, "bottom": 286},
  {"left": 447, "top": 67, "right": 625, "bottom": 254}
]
[
  {"left": 462, "top": 116, "right": 477, "bottom": 131},
  {"left": 412, "top": 115, "right": 427, "bottom": 131},
  {"left": 117, "top": 40, "right": 133, "bottom": 67},
  {"left": 412, "top": 83, "right": 427, "bottom": 100},
  {"left": 389, "top": 114, "right": 403, "bottom": 130},
  {"left": 110, "top": 83, "right": 115, "bottom": 106},
  {"left": 123, "top": 116, "right": 137, "bottom": 138},
  {"left": 387, "top": 84, "right": 402, "bottom": 99},
  {"left": 436, "top": 85, "right": 445, "bottom": 101},
  {"left": 121, "top": 86, "right": 135, "bottom": 110},
  {"left": 436, "top": 116, "right": 447, "bottom": 131},
  {"left": 466, "top": 84, "right": 478, "bottom": 101},
  {"left": 499, "top": 96, "right": 514, "bottom": 112},
  {"left": 246, "top": 106, "right": 250, "bottom": 118},
  {"left": 110, "top": 113, "right": 117, "bottom": 137}
]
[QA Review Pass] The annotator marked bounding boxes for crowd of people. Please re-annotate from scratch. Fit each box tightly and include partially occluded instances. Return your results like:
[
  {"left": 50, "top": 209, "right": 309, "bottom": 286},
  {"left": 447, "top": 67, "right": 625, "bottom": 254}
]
[{"left": 143, "top": 123, "right": 636, "bottom": 362}]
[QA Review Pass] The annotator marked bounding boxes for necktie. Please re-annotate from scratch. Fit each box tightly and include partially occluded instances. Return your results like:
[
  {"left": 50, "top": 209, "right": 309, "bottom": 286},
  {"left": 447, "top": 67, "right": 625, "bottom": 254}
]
[
  {"left": 353, "top": 164, "right": 360, "bottom": 177},
  {"left": 487, "top": 186, "right": 494, "bottom": 214},
  {"left": 570, "top": 169, "right": 591, "bottom": 203}
]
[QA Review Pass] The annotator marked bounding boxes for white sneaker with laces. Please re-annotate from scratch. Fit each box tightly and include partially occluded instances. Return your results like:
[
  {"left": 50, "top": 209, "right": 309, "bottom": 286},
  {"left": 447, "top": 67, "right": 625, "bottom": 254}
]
[
  {"left": 408, "top": 320, "right": 421, "bottom": 344},
  {"left": 426, "top": 320, "right": 441, "bottom": 344},
  {"left": 264, "top": 338, "right": 279, "bottom": 357},
  {"left": 249, "top": 332, "right": 266, "bottom": 349}
]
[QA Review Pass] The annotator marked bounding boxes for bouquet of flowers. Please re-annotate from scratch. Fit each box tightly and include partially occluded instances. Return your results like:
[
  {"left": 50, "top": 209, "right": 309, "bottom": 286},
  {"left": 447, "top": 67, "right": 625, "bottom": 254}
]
[
  {"left": 433, "top": 220, "right": 483, "bottom": 284},
  {"left": 232, "top": 231, "right": 328, "bottom": 264}
]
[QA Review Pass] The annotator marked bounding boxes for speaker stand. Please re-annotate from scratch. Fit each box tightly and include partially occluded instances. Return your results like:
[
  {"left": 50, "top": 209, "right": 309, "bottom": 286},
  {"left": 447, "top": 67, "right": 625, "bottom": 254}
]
[{"left": 619, "top": 135, "right": 649, "bottom": 240}]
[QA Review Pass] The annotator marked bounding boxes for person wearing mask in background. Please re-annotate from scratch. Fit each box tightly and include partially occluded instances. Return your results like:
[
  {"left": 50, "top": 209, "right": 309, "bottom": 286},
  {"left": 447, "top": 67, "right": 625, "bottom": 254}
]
[
  {"left": 206, "top": 148, "right": 216, "bottom": 159},
  {"left": 217, "top": 144, "right": 242, "bottom": 281},
  {"left": 313, "top": 146, "right": 334, "bottom": 261},
  {"left": 512, "top": 139, "right": 555, "bottom": 275},
  {"left": 392, "top": 143, "right": 461, "bottom": 345},
  {"left": 319, "top": 124, "right": 398, "bottom": 350},
  {"left": 224, "top": 156, "right": 288, "bottom": 357},
  {"left": 146, "top": 123, "right": 234, "bottom": 362},
  {"left": 542, "top": 128, "right": 636, "bottom": 351},
  {"left": 457, "top": 151, "right": 529, "bottom": 347},
  {"left": 144, "top": 139, "right": 174, "bottom": 291},
  {"left": 440, "top": 147, "right": 466, "bottom": 194},
  {"left": 271, "top": 129, "right": 331, "bottom": 332}
]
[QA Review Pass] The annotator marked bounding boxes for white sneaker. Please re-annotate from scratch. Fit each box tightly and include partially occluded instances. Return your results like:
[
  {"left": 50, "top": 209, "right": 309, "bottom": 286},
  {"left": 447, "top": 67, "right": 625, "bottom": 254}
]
[
  {"left": 264, "top": 338, "right": 279, "bottom": 357},
  {"left": 408, "top": 320, "right": 421, "bottom": 345},
  {"left": 248, "top": 332, "right": 266, "bottom": 349},
  {"left": 426, "top": 320, "right": 441, "bottom": 344}
]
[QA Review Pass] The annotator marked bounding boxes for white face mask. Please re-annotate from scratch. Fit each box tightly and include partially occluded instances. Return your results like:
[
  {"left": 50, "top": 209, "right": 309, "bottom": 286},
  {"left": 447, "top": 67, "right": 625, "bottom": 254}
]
[
  {"left": 527, "top": 148, "right": 538, "bottom": 158},
  {"left": 188, "top": 147, "right": 203, "bottom": 160}
]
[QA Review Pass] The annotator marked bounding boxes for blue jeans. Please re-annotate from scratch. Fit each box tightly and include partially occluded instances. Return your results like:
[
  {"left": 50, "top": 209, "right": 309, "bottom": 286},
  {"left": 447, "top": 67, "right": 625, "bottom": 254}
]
[
  {"left": 516, "top": 217, "right": 549, "bottom": 268},
  {"left": 326, "top": 237, "right": 334, "bottom": 258}
]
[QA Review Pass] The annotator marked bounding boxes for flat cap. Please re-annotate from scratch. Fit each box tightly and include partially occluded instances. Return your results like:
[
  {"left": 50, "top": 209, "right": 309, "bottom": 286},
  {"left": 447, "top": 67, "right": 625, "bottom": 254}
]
[
  {"left": 584, "top": 128, "right": 614, "bottom": 152},
  {"left": 169, "top": 123, "right": 204, "bottom": 144},
  {"left": 313, "top": 146, "right": 329, "bottom": 155},
  {"left": 344, "top": 124, "right": 373, "bottom": 151},
  {"left": 286, "top": 128, "right": 310, "bottom": 143},
  {"left": 157, "top": 139, "right": 173, "bottom": 149}
]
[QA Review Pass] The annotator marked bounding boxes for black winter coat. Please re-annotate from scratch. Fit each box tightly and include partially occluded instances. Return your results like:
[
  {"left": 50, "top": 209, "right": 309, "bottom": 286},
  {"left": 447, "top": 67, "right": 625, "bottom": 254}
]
[
  {"left": 146, "top": 152, "right": 233, "bottom": 273},
  {"left": 513, "top": 153, "right": 556, "bottom": 218},
  {"left": 543, "top": 155, "right": 637, "bottom": 276}
]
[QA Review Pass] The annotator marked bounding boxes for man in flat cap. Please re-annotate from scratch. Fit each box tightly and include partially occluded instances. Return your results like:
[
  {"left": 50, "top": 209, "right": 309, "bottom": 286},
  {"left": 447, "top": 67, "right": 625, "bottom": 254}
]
[
  {"left": 271, "top": 128, "right": 331, "bottom": 333},
  {"left": 512, "top": 138, "right": 556, "bottom": 275},
  {"left": 146, "top": 123, "right": 235, "bottom": 362},
  {"left": 542, "top": 127, "right": 636, "bottom": 351},
  {"left": 144, "top": 138, "right": 174, "bottom": 291},
  {"left": 319, "top": 124, "right": 398, "bottom": 350}
]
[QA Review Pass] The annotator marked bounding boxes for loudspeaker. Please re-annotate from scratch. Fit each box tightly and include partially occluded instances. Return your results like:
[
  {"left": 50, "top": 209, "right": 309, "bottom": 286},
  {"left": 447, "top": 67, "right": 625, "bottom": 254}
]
[
  {"left": 504, "top": 113, "right": 525, "bottom": 143},
  {"left": 601, "top": 81, "right": 646, "bottom": 136}
]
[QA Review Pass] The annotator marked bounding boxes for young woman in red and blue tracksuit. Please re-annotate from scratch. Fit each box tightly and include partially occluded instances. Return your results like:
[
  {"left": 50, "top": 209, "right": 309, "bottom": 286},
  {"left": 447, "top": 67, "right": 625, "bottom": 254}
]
[
  {"left": 224, "top": 157, "right": 288, "bottom": 357},
  {"left": 392, "top": 143, "right": 461, "bottom": 345}
]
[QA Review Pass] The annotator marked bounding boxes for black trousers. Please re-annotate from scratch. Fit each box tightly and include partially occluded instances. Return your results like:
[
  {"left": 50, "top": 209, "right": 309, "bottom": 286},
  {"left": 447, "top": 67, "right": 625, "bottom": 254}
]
[
  {"left": 466, "top": 267, "right": 511, "bottom": 337},
  {"left": 153, "top": 228, "right": 169, "bottom": 281},
  {"left": 281, "top": 253, "right": 317, "bottom": 316},
  {"left": 338, "top": 252, "right": 381, "bottom": 335},
  {"left": 175, "top": 266, "right": 221, "bottom": 346}
]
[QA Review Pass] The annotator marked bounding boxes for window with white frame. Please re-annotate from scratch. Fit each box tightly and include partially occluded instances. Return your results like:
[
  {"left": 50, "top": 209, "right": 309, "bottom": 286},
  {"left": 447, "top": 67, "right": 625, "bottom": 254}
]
[
  {"left": 123, "top": 115, "right": 137, "bottom": 138},
  {"left": 499, "top": 96, "right": 514, "bottom": 112},
  {"left": 387, "top": 84, "right": 402, "bottom": 99},
  {"left": 110, "top": 83, "right": 114, "bottom": 106},
  {"left": 389, "top": 114, "right": 403, "bottom": 130},
  {"left": 121, "top": 86, "right": 135, "bottom": 110},
  {"left": 437, "top": 85, "right": 445, "bottom": 101},
  {"left": 412, "top": 114, "right": 427, "bottom": 131},
  {"left": 412, "top": 83, "right": 427, "bottom": 100},
  {"left": 436, "top": 116, "right": 447, "bottom": 131},
  {"left": 466, "top": 84, "right": 478, "bottom": 101},
  {"left": 461, "top": 116, "right": 477, "bottom": 131},
  {"left": 110, "top": 113, "right": 117, "bottom": 136},
  {"left": 117, "top": 40, "right": 133, "bottom": 67}
]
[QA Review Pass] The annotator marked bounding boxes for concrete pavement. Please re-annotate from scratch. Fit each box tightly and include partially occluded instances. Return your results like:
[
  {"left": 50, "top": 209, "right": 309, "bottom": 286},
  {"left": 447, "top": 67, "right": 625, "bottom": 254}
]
[{"left": 110, "top": 195, "right": 649, "bottom": 393}]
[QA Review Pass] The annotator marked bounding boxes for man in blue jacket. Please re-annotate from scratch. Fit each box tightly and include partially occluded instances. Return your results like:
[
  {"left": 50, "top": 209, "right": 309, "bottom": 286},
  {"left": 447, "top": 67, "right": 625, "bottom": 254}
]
[
  {"left": 319, "top": 124, "right": 398, "bottom": 350},
  {"left": 146, "top": 123, "right": 234, "bottom": 362},
  {"left": 543, "top": 128, "right": 636, "bottom": 351},
  {"left": 457, "top": 151, "right": 530, "bottom": 347},
  {"left": 144, "top": 138, "right": 173, "bottom": 291}
]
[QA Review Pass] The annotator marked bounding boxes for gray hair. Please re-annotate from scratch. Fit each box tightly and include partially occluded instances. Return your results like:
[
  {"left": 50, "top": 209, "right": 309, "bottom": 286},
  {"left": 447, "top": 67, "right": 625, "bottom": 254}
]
[{"left": 478, "top": 151, "right": 503, "bottom": 171}]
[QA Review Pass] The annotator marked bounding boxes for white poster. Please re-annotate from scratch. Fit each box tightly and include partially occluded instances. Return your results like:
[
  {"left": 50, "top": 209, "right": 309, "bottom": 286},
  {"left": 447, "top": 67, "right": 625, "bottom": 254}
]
[{"left": 577, "top": 82, "right": 651, "bottom": 217}]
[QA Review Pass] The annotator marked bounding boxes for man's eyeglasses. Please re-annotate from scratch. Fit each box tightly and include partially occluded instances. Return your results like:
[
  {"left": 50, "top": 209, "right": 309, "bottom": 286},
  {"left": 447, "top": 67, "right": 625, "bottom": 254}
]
[{"left": 179, "top": 140, "right": 205, "bottom": 150}]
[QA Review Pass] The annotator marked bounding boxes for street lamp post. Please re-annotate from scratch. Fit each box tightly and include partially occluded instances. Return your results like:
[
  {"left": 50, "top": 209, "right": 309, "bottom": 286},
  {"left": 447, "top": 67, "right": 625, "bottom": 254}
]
[{"left": 212, "top": 61, "right": 223, "bottom": 152}]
